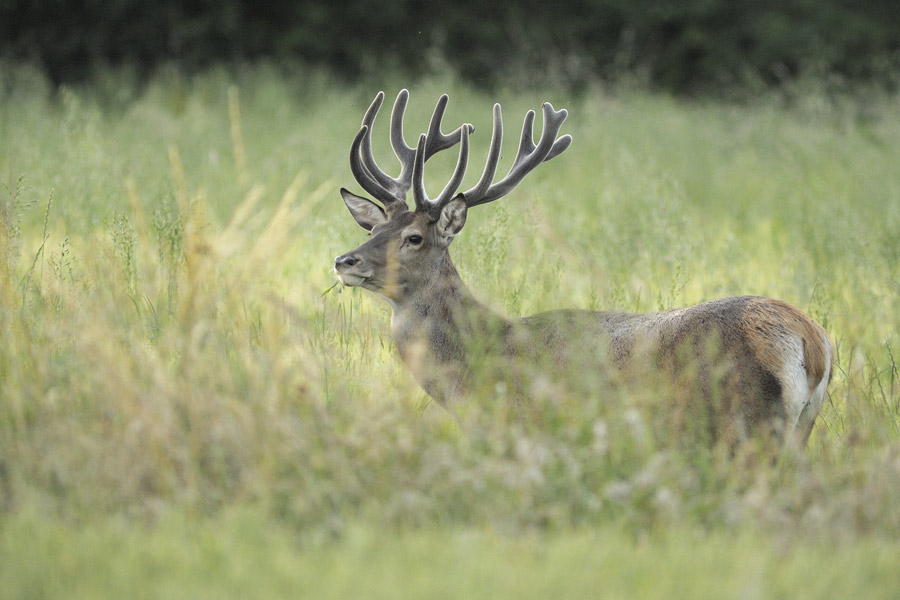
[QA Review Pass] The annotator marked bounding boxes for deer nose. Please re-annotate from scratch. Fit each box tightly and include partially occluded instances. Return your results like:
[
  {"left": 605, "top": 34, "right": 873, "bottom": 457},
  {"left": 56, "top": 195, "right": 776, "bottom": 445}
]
[{"left": 334, "top": 254, "right": 359, "bottom": 268}]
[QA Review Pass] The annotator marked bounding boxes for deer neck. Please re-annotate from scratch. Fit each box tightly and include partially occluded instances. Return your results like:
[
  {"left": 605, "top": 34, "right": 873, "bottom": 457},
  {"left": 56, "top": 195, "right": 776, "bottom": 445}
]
[
  {"left": 389, "top": 252, "right": 497, "bottom": 335},
  {"left": 388, "top": 252, "right": 508, "bottom": 402}
]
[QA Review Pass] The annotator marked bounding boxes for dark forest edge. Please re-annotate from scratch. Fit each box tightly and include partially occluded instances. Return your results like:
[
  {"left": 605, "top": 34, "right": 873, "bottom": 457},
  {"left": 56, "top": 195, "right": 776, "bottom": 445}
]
[{"left": 3, "top": 0, "right": 900, "bottom": 95}]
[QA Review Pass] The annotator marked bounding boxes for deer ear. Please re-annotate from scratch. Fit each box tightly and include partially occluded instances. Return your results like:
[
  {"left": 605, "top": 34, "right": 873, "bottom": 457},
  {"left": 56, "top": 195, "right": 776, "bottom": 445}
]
[
  {"left": 341, "top": 188, "right": 388, "bottom": 231},
  {"left": 436, "top": 194, "right": 468, "bottom": 242}
]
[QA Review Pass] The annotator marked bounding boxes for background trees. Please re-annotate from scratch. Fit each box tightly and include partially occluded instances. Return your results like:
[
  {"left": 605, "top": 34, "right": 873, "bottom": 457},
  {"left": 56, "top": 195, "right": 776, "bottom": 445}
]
[{"left": 3, "top": 0, "right": 899, "bottom": 93}]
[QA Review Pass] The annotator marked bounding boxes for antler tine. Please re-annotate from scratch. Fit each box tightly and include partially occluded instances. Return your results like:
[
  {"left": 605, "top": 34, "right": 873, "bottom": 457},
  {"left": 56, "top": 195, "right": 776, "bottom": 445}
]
[
  {"left": 463, "top": 101, "right": 571, "bottom": 208},
  {"left": 424, "top": 95, "right": 476, "bottom": 161},
  {"left": 412, "top": 127, "right": 470, "bottom": 218},
  {"left": 388, "top": 89, "right": 417, "bottom": 183},
  {"left": 545, "top": 132, "right": 573, "bottom": 162},
  {"left": 463, "top": 103, "right": 504, "bottom": 202},
  {"left": 355, "top": 90, "right": 417, "bottom": 206},
  {"left": 411, "top": 134, "right": 428, "bottom": 213},
  {"left": 350, "top": 125, "right": 400, "bottom": 208},
  {"left": 536, "top": 102, "right": 572, "bottom": 162},
  {"left": 435, "top": 125, "right": 470, "bottom": 209},
  {"left": 512, "top": 109, "right": 537, "bottom": 171},
  {"left": 357, "top": 91, "right": 392, "bottom": 191}
]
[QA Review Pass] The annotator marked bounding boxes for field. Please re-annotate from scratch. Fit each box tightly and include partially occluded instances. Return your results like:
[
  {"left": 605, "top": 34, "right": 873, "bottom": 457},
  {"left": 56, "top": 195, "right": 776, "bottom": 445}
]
[{"left": 2, "top": 64, "right": 900, "bottom": 597}]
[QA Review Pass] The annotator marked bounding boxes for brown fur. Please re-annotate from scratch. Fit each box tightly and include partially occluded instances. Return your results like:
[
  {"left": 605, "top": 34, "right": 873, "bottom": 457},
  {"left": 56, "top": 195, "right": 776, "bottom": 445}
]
[
  {"left": 741, "top": 298, "right": 831, "bottom": 394},
  {"left": 338, "top": 225, "right": 834, "bottom": 447}
]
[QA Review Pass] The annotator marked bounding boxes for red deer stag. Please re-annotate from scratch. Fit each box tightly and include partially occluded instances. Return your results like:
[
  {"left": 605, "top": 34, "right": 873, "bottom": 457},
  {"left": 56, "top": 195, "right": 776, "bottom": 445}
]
[{"left": 334, "top": 89, "right": 833, "bottom": 447}]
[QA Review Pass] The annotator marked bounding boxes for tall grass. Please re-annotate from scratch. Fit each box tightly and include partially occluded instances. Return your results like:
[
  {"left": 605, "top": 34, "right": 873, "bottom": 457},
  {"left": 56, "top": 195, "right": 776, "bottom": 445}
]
[{"left": 1, "top": 63, "right": 900, "bottom": 596}]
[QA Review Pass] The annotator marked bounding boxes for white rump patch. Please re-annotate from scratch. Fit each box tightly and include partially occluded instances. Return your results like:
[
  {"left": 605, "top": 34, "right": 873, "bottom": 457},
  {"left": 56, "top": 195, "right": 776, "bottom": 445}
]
[
  {"left": 781, "top": 336, "right": 808, "bottom": 428},
  {"left": 795, "top": 332, "right": 832, "bottom": 435}
]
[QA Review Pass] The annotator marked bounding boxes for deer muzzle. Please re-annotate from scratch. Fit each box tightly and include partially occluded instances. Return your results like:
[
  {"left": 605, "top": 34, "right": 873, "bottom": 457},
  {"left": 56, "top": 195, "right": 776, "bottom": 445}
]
[{"left": 334, "top": 253, "right": 373, "bottom": 286}]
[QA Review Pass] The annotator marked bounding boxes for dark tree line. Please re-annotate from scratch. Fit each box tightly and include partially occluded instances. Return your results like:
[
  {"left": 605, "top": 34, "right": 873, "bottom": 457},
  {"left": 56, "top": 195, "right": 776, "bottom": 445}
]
[{"left": 3, "top": 0, "right": 899, "bottom": 92}]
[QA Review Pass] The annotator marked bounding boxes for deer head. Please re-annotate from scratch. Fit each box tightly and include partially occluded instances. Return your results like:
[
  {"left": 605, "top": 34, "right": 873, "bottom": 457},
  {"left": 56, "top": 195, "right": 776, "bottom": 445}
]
[{"left": 334, "top": 89, "right": 572, "bottom": 306}]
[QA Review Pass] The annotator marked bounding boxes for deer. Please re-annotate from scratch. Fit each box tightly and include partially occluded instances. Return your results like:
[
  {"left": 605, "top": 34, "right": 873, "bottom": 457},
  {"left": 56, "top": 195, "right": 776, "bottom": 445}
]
[{"left": 333, "top": 89, "right": 833, "bottom": 447}]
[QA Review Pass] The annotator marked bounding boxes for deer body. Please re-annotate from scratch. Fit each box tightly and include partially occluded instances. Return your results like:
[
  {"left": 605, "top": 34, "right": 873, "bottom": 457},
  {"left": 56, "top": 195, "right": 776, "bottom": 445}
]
[{"left": 334, "top": 90, "right": 833, "bottom": 446}]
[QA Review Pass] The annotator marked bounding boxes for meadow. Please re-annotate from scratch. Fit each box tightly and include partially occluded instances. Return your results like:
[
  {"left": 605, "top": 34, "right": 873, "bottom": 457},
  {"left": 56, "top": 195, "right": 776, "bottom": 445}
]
[{"left": 2, "top": 63, "right": 900, "bottom": 598}]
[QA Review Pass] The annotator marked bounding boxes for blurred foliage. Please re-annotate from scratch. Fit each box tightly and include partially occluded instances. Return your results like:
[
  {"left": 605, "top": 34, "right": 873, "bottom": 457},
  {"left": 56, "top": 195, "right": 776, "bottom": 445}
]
[
  {"left": 2, "top": 0, "right": 900, "bottom": 93},
  {"left": 1, "top": 67, "right": 899, "bottom": 536},
  {"left": 1, "top": 60, "right": 900, "bottom": 598}
]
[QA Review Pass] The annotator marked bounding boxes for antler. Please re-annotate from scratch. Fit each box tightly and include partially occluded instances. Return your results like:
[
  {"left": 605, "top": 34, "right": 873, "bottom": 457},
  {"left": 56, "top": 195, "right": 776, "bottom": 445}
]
[
  {"left": 462, "top": 102, "right": 572, "bottom": 208},
  {"left": 349, "top": 89, "right": 474, "bottom": 212},
  {"left": 349, "top": 91, "right": 572, "bottom": 219},
  {"left": 409, "top": 99, "right": 572, "bottom": 220}
]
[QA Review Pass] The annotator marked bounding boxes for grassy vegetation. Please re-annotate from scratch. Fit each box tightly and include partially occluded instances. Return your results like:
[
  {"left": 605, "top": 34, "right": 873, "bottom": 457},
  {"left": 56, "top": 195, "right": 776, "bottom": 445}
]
[
  {"left": 6, "top": 508, "right": 900, "bottom": 600},
  {"left": 2, "top": 63, "right": 900, "bottom": 597}
]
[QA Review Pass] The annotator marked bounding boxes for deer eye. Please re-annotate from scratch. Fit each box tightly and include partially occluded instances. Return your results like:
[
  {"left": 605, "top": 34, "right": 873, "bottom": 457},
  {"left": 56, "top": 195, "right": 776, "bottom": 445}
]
[{"left": 407, "top": 234, "right": 423, "bottom": 245}]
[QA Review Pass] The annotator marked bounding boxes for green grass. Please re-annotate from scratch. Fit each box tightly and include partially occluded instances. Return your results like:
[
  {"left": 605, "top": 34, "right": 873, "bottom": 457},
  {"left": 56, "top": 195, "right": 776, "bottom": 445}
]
[
  {"left": 2, "top": 63, "right": 900, "bottom": 597},
  {"left": 4, "top": 508, "right": 900, "bottom": 600}
]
